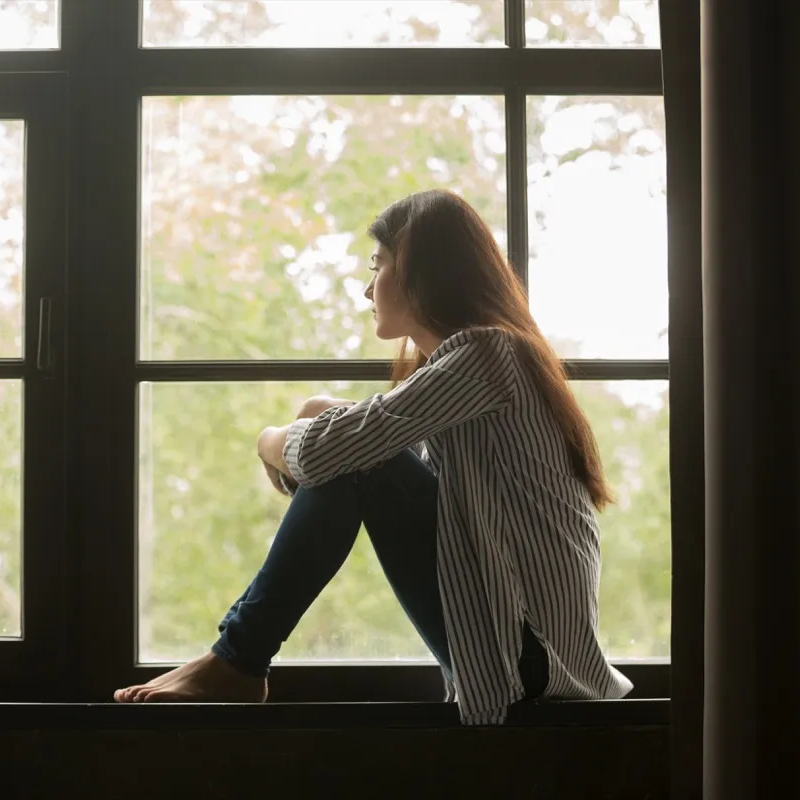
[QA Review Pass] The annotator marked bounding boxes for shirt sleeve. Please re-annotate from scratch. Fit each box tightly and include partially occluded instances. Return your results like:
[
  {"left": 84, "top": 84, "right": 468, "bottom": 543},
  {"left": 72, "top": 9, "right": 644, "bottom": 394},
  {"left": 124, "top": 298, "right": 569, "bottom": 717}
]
[{"left": 282, "top": 336, "right": 514, "bottom": 488}]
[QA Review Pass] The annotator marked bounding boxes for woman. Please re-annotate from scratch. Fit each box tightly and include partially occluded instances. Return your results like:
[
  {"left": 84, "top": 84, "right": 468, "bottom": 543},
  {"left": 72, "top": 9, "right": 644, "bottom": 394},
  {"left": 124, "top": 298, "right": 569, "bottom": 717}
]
[{"left": 114, "top": 188, "right": 633, "bottom": 724}]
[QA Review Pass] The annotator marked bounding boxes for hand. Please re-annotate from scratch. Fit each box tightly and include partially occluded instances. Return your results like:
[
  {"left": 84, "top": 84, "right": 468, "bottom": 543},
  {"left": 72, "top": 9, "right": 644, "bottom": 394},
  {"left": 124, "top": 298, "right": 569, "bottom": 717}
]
[{"left": 261, "top": 460, "right": 291, "bottom": 497}]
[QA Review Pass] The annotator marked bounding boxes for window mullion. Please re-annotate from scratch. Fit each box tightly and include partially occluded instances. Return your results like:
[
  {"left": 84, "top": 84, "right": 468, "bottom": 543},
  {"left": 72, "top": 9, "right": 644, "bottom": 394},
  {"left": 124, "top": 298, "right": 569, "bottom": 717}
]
[
  {"left": 505, "top": 0, "right": 526, "bottom": 50},
  {"left": 505, "top": 88, "right": 529, "bottom": 290},
  {"left": 64, "top": 0, "right": 141, "bottom": 698}
]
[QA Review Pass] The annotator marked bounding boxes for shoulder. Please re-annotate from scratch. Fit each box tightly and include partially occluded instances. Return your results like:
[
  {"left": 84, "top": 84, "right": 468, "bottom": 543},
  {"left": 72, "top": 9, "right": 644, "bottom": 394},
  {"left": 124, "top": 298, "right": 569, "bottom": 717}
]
[{"left": 426, "top": 326, "right": 513, "bottom": 368}]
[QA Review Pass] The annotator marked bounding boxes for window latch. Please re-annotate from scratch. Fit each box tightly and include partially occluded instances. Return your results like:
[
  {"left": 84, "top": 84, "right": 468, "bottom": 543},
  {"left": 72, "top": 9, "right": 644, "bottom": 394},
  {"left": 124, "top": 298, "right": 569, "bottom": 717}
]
[{"left": 36, "top": 296, "right": 55, "bottom": 375}]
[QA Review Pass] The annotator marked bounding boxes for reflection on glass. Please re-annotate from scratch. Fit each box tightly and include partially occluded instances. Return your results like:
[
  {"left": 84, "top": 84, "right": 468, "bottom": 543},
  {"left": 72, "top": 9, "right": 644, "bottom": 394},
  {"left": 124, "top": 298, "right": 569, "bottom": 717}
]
[
  {"left": 142, "top": 0, "right": 504, "bottom": 48},
  {"left": 0, "top": 380, "right": 22, "bottom": 638},
  {"left": 139, "top": 94, "right": 506, "bottom": 360},
  {"left": 527, "top": 95, "right": 667, "bottom": 359},
  {"left": 573, "top": 379, "right": 670, "bottom": 659},
  {"left": 525, "top": 0, "right": 660, "bottom": 47},
  {"left": 0, "top": 120, "right": 25, "bottom": 359},
  {"left": 0, "top": 1, "right": 59, "bottom": 49},
  {"left": 138, "top": 377, "right": 670, "bottom": 663}
]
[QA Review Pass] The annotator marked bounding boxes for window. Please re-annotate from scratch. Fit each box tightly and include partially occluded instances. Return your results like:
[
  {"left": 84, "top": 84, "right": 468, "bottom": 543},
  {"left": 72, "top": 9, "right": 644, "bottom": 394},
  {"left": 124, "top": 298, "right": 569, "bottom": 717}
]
[
  {"left": 0, "top": 1, "right": 60, "bottom": 50},
  {"left": 0, "top": 74, "right": 67, "bottom": 695},
  {"left": 0, "top": 119, "right": 24, "bottom": 637},
  {"left": 138, "top": 379, "right": 434, "bottom": 664},
  {"left": 526, "top": 95, "right": 666, "bottom": 360},
  {"left": 0, "top": 1, "right": 678, "bottom": 702},
  {"left": 141, "top": 1, "right": 506, "bottom": 48},
  {"left": 139, "top": 94, "right": 506, "bottom": 362},
  {"left": 0, "top": 377, "right": 22, "bottom": 637},
  {"left": 524, "top": 1, "right": 661, "bottom": 48}
]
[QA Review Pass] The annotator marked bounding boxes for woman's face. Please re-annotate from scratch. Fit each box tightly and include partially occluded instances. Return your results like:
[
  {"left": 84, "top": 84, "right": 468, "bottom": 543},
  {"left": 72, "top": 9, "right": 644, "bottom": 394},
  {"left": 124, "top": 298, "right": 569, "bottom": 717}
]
[{"left": 364, "top": 242, "right": 412, "bottom": 340}]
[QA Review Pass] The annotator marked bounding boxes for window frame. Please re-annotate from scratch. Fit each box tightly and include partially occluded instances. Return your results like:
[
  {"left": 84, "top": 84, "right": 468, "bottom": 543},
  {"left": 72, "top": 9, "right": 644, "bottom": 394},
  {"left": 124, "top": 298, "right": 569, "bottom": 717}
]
[
  {"left": 0, "top": 0, "right": 689, "bottom": 704},
  {"left": 0, "top": 72, "right": 69, "bottom": 699}
]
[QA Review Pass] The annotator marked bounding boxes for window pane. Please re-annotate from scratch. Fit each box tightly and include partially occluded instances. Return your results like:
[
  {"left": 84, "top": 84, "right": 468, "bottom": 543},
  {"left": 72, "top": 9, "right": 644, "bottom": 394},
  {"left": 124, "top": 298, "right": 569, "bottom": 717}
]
[
  {"left": 0, "top": 120, "right": 25, "bottom": 359},
  {"left": 527, "top": 95, "right": 667, "bottom": 359},
  {"left": 0, "top": 380, "right": 22, "bottom": 638},
  {"left": 574, "top": 379, "right": 670, "bottom": 659},
  {"left": 525, "top": 1, "right": 660, "bottom": 47},
  {"left": 0, "top": 0, "right": 59, "bottom": 49},
  {"left": 138, "top": 380, "right": 434, "bottom": 663},
  {"left": 140, "top": 94, "right": 506, "bottom": 361},
  {"left": 139, "top": 378, "right": 669, "bottom": 663},
  {"left": 142, "top": 1, "right": 504, "bottom": 48}
]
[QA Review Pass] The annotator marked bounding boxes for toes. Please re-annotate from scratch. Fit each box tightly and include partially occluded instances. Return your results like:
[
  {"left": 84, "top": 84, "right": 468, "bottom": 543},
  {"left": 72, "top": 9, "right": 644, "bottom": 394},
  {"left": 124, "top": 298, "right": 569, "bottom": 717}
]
[
  {"left": 114, "top": 686, "right": 142, "bottom": 703},
  {"left": 142, "top": 689, "right": 172, "bottom": 703},
  {"left": 132, "top": 686, "right": 154, "bottom": 703},
  {"left": 142, "top": 687, "right": 191, "bottom": 703}
]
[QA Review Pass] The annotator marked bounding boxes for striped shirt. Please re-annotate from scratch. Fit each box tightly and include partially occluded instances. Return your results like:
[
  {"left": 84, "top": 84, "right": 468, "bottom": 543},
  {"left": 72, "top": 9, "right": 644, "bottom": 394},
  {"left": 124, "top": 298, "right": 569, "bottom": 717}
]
[{"left": 283, "top": 325, "right": 633, "bottom": 724}]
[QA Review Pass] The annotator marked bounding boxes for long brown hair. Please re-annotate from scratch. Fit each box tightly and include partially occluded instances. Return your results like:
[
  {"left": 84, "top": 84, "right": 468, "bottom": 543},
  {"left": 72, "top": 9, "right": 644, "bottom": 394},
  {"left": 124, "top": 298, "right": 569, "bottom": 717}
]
[{"left": 367, "top": 189, "right": 614, "bottom": 511}]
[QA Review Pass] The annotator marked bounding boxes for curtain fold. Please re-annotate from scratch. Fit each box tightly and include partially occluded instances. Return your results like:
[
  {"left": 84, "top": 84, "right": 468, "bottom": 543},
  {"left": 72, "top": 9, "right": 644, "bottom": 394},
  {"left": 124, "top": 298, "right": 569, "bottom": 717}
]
[{"left": 701, "top": 1, "right": 800, "bottom": 798}]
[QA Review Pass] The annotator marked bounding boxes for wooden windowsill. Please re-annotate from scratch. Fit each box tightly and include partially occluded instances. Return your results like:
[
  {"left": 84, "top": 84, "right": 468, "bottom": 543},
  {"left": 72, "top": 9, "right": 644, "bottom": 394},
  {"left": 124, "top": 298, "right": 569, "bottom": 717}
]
[{"left": 0, "top": 698, "right": 668, "bottom": 730}]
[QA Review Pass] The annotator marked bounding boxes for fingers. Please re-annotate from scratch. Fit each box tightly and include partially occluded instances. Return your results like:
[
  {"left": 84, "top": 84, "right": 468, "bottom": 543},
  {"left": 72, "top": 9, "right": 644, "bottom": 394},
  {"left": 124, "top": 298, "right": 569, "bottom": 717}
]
[{"left": 262, "top": 461, "right": 289, "bottom": 496}]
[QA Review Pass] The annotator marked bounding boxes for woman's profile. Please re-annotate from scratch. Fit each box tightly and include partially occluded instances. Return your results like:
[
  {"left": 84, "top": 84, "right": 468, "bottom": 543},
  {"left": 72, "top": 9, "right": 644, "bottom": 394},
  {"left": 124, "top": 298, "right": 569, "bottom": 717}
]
[{"left": 114, "top": 188, "right": 632, "bottom": 724}]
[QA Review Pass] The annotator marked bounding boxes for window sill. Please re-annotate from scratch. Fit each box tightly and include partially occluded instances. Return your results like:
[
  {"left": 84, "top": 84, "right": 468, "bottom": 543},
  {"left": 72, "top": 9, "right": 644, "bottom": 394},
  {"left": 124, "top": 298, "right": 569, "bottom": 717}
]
[{"left": 0, "top": 698, "right": 668, "bottom": 730}]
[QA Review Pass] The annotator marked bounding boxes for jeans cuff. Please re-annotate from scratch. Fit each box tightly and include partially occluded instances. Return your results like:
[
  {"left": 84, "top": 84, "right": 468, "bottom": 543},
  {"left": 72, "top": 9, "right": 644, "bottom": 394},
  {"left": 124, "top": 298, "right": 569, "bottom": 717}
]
[{"left": 211, "top": 639, "right": 271, "bottom": 680}]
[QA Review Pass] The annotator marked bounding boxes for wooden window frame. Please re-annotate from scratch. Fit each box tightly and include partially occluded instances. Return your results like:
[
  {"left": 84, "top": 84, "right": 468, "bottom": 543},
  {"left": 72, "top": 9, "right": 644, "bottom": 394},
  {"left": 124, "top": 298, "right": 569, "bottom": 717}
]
[{"left": 0, "top": 1, "right": 698, "bottom": 708}]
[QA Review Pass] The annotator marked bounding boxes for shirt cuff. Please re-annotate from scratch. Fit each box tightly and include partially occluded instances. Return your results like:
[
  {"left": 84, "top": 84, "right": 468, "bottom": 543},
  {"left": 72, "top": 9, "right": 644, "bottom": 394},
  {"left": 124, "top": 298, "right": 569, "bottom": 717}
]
[
  {"left": 278, "top": 471, "right": 298, "bottom": 497},
  {"left": 282, "top": 417, "right": 314, "bottom": 485}
]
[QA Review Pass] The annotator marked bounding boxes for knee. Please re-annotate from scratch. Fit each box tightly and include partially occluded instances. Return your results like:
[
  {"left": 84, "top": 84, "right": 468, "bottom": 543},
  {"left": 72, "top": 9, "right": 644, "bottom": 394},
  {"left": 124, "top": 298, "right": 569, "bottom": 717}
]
[
  {"left": 296, "top": 395, "right": 327, "bottom": 419},
  {"left": 352, "top": 449, "right": 413, "bottom": 484}
]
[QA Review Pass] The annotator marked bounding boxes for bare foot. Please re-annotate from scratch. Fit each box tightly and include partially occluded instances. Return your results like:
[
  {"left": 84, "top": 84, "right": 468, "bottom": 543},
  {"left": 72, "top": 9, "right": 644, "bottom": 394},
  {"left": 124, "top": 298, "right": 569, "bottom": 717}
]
[
  {"left": 113, "top": 652, "right": 268, "bottom": 704},
  {"left": 113, "top": 658, "right": 197, "bottom": 703}
]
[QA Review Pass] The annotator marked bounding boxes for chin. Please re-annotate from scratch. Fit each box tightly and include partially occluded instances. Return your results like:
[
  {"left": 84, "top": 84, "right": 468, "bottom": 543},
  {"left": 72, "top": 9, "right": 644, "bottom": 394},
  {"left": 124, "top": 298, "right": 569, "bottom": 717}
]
[{"left": 374, "top": 322, "right": 397, "bottom": 341}]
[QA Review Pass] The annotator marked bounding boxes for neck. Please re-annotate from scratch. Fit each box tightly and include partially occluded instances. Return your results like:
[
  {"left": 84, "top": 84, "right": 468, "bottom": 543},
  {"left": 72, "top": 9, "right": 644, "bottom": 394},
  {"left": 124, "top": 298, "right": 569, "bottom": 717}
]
[{"left": 411, "top": 326, "right": 445, "bottom": 360}]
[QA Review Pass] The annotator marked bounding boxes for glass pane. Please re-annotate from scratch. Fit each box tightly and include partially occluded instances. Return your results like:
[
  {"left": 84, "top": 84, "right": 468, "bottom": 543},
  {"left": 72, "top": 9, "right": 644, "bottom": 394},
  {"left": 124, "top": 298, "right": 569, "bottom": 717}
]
[
  {"left": 574, "top": 379, "right": 670, "bottom": 659},
  {"left": 0, "top": 380, "right": 22, "bottom": 638},
  {"left": 138, "top": 380, "right": 434, "bottom": 663},
  {"left": 139, "top": 378, "right": 670, "bottom": 663},
  {"left": 527, "top": 95, "right": 667, "bottom": 359},
  {"left": 525, "top": 0, "right": 660, "bottom": 47},
  {"left": 0, "top": 120, "right": 25, "bottom": 359},
  {"left": 0, "top": 0, "right": 59, "bottom": 49},
  {"left": 140, "top": 94, "right": 506, "bottom": 361},
  {"left": 142, "top": 1, "right": 504, "bottom": 48}
]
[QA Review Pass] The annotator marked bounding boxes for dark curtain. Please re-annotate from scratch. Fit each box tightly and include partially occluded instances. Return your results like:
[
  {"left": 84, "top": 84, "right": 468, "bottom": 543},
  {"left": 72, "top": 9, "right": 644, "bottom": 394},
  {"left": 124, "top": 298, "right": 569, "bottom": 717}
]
[
  {"left": 662, "top": 1, "right": 799, "bottom": 797},
  {"left": 700, "top": 1, "right": 800, "bottom": 798}
]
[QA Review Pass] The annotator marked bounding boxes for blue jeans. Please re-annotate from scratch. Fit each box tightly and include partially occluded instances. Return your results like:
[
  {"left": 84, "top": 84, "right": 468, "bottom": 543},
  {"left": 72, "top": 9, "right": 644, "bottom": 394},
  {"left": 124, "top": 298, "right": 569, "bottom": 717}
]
[{"left": 211, "top": 447, "right": 548, "bottom": 700}]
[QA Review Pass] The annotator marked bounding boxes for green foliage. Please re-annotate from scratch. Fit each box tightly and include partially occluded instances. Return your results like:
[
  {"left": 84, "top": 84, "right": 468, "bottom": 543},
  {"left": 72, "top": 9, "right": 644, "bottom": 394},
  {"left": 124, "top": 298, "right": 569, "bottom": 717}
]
[{"left": 0, "top": 380, "right": 21, "bottom": 636}]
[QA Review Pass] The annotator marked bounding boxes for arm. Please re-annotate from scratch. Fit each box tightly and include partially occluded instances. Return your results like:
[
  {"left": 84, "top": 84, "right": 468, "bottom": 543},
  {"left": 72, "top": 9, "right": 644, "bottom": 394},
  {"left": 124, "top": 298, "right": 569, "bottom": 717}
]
[
  {"left": 257, "top": 397, "right": 358, "bottom": 491},
  {"left": 282, "top": 335, "right": 514, "bottom": 488}
]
